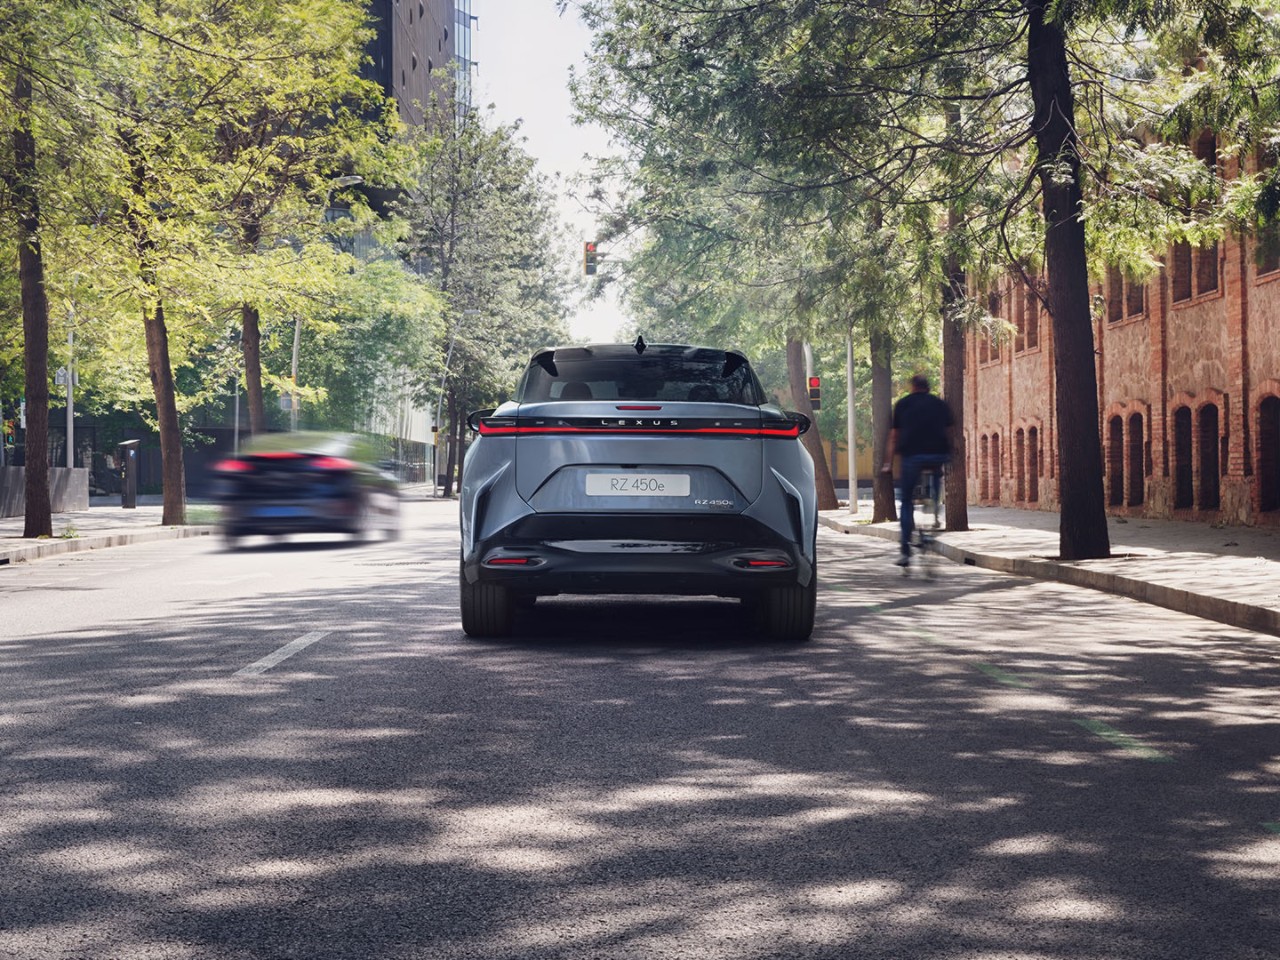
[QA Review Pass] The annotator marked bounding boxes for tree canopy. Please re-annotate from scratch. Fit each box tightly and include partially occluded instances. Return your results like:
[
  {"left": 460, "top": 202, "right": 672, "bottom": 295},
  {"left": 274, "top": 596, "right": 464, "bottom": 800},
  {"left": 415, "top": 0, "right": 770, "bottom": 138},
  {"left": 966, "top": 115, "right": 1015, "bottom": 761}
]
[{"left": 572, "top": 0, "right": 1280, "bottom": 556}]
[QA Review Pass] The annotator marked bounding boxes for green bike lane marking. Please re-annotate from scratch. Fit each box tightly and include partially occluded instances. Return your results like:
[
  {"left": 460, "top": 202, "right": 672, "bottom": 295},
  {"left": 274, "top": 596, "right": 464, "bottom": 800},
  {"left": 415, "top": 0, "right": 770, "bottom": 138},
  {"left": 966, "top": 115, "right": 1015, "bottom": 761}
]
[
  {"left": 909, "top": 628, "right": 1174, "bottom": 762},
  {"left": 1072, "top": 718, "right": 1175, "bottom": 763},
  {"left": 908, "top": 612, "right": 1277, "bottom": 829},
  {"left": 971, "top": 662, "right": 1033, "bottom": 689}
]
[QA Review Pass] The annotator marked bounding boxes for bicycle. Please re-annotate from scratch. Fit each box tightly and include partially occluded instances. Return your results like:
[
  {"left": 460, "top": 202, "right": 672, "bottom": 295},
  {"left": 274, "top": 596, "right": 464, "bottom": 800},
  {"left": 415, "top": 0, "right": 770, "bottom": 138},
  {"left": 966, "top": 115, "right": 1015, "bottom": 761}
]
[{"left": 904, "top": 464, "right": 943, "bottom": 579}]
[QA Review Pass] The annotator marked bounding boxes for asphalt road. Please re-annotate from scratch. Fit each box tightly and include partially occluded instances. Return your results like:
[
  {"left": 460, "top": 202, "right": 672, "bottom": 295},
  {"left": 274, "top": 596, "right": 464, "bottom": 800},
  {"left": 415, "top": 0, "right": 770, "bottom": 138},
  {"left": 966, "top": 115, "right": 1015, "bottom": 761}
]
[{"left": 1, "top": 499, "right": 1278, "bottom": 959}]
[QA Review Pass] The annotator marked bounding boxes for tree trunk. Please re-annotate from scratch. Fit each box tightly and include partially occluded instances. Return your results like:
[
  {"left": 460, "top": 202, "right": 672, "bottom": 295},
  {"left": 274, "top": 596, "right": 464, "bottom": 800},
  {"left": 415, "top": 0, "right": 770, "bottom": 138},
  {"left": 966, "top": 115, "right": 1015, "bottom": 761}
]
[
  {"left": 870, "top": 328, "right": 896, "bottom": 523},
  {"left": 1027, "top": 1, "right": 1110, "bottom": 560},
  {"left": 241, "top": 303, "right": 266, "bottom": 435},
  {"left": 238, "top": 215, "right": 266, "bottom": 435},
  {"left": 942, "top": 78, "right": 969, "bottom": 532},
  {"left": 14, "top": 62, "right": 51, "bottom": 538},
  {"left": 786, "top": 338, "right": 839, "bottom": 511},
  {"left": 122, "top": 127, "right": 186, "bottom": 525},
  {"left": 442, "top": 388, "right": 459, "bottom": 498},
  {"left": 144, "top": 301, "right": 186, "bottom": 525},
  {"left": 942, "top": 265, "right": 970, "bottom": 532}
]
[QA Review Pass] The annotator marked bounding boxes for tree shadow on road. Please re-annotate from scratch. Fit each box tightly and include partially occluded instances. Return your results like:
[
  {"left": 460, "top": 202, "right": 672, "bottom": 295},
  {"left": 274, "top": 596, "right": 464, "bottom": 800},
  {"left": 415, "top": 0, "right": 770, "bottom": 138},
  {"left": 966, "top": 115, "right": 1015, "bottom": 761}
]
[{"left": 1, "top": 527, "right": 1278, "bottom": 959}]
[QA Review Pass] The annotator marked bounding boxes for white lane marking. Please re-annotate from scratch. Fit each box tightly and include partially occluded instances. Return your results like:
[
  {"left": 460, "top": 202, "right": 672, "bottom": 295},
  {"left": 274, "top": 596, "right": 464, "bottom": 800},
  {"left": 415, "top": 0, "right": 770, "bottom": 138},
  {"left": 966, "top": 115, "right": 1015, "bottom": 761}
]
[
  {"left": 187, "top": 574, "right": 259, "bottom": 586},
  {"left": 235, "top": 631, "right": 330, "bottom": 677}
]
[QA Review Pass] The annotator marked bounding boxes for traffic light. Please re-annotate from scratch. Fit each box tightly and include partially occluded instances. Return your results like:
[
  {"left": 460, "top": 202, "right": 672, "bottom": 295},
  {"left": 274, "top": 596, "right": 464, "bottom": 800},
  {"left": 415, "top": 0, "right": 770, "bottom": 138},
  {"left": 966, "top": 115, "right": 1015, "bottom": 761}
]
[
  {"left": 807, "top": 376, "right": 821, "bottom": 411},
  {"left": 583, "top": 241, "right": 598, "bottom": 275},
  {"left": 2, "top": 419, "right": 13, "bottom": 447}
]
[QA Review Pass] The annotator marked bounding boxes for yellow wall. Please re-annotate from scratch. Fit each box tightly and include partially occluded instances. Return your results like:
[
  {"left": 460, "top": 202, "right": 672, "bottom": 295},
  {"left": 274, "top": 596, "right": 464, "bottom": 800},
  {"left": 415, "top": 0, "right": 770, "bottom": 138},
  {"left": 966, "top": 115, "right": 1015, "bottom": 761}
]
[{"left": 820, "top": 440, "right": 874, "bottom": 483}]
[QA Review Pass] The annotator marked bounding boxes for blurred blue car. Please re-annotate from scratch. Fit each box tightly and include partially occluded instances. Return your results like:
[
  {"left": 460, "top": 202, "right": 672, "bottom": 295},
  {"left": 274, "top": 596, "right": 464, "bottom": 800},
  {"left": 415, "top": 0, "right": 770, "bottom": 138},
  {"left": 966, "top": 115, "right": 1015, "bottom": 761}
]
[{"left": 210, "top": 432, "right": 400, "bottom": 548}]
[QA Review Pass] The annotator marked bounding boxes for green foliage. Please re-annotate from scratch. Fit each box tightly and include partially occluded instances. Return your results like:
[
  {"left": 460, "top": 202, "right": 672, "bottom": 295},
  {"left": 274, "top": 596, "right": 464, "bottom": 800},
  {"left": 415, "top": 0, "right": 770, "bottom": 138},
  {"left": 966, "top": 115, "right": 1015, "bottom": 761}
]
[
  {"left": 0, "top": 1, "right": 449, "bottom": 451},
  {"left": 575, "top": 0, "right": 1280, "bottom": 348},
  {"left": 395, "top": 95, "right": 572, "bottom": 413}
]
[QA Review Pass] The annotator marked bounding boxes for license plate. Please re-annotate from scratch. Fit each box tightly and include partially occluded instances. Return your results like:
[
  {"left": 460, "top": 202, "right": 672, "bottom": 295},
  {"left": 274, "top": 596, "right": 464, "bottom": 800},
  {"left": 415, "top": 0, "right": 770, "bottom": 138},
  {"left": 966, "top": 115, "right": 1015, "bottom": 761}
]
[
  {"left": 253, "top": 505, "right": 307, "bottom": 518},
  {"left": 585, "top": 473, "right": 690, "bottom": 497}
]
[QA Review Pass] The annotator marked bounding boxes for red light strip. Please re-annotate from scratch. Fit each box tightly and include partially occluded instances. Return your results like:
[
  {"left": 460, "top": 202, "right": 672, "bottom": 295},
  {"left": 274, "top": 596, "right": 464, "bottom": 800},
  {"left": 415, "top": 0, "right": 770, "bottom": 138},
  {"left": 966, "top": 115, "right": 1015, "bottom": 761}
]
[
  {"left": 479, "top": 423, "right": 799, "bottom": 438},
  {"left": 487, "top": 557, "right": 533, "bottom": 565}
]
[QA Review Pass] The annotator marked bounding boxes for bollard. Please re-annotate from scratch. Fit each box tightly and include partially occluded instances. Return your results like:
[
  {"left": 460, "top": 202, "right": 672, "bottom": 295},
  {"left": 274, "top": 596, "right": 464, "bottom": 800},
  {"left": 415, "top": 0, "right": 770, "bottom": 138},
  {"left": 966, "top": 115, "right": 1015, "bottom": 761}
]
[{"left": 118, "top": 439, "right": 140, "bottom": 509}]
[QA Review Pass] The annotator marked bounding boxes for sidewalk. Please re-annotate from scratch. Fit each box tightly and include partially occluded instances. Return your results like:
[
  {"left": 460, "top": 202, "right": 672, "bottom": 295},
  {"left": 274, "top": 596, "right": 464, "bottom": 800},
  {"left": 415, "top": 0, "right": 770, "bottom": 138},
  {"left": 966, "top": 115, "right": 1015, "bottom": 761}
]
[
  {"left": 0, "top": 495, "right": 220, "bottom": 567},
  {"left": 821, "top": 503, "right": 1280, "bottom": 637},
  {"left": 0, "top": 483, "right": 445, "bottom": 567}
]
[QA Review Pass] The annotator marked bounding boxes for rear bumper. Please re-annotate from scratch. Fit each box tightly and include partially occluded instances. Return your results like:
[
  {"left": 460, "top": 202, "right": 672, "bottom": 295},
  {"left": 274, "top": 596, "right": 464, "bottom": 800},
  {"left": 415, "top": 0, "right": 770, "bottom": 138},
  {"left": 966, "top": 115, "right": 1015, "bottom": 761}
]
[
  {"left": 220, "top": 498, "right": 359, "bottom": 536},
  {"left": 463, "top": 512, "right": 814, "bottom": 597}
]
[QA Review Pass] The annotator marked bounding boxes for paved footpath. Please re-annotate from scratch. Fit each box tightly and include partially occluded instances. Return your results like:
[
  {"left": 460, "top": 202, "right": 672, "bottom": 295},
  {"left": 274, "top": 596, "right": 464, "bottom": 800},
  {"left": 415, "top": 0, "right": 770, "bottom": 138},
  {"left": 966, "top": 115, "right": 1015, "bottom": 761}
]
[{"left": 822, "top": 502, "right": 1280, "bottom": 637}]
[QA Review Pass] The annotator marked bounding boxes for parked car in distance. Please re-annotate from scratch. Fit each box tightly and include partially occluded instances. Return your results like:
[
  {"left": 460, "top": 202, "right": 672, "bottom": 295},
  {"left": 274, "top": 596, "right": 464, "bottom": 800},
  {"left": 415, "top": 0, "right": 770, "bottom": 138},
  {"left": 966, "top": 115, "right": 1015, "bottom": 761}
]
[
  {"left": 459, "top": 339, "right": 818, "bottom": 641},
  {"left": 210, "top": 432, "right": 400, "bottom": 548}
]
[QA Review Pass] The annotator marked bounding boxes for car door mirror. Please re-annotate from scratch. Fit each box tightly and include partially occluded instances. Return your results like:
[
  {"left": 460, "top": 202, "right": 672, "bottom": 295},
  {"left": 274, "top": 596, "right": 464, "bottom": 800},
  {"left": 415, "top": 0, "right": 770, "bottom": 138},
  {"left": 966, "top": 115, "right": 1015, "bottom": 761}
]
[
  {"left": 788, "top": 412, "right": 812, "bottom": 436},
  {"left": 467, "top": 409, "right": 496, "bottom": 433}
]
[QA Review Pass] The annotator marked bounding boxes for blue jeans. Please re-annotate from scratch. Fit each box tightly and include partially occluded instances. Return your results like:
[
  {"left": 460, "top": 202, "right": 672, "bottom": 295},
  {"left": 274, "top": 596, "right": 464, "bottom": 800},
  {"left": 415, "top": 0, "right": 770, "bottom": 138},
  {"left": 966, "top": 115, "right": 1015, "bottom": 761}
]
[{"left": 898, "top": 455, "right": 949, "bottom": 553}]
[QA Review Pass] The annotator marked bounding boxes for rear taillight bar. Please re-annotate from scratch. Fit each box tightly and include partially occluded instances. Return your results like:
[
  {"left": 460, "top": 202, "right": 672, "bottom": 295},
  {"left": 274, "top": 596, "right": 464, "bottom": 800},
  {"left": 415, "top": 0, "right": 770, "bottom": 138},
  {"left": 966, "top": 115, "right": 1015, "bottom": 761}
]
[
  {"left": 310, "top": 457, "right": 356, "bottom": 471},
  {"left": 478, "top": 417, "right": 800, "bottom": 438}
]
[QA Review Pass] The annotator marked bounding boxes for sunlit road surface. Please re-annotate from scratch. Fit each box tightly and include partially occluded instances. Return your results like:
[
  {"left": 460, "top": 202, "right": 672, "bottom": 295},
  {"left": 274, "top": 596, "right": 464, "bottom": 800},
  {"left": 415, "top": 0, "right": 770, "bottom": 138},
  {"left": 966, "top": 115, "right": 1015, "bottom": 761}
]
[{"left": 2, "top": 499, "right": 1279, "bottom": 960}]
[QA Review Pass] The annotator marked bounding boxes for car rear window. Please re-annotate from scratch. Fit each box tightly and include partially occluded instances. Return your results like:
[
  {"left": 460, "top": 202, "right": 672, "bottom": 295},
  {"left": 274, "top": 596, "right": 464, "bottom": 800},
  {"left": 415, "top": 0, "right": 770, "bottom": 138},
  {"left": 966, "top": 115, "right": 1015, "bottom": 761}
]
[{"left": 517, "top": 351, "right": 765, "bottom": 404}]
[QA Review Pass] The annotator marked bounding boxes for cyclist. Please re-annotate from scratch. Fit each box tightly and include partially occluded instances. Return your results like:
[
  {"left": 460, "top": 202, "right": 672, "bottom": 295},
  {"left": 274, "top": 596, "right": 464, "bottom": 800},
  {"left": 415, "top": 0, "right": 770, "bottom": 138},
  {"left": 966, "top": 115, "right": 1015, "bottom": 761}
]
[{"left": 882, "top": 373, "right": 954, "bottom": 566}]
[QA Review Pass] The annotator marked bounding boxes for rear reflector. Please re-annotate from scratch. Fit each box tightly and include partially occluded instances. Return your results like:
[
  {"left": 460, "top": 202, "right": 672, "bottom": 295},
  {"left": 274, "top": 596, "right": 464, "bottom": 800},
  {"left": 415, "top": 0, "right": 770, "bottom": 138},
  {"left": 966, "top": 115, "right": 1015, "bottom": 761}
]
[{"left": 485, "top": 556, "right": 540, "bottom": 566}]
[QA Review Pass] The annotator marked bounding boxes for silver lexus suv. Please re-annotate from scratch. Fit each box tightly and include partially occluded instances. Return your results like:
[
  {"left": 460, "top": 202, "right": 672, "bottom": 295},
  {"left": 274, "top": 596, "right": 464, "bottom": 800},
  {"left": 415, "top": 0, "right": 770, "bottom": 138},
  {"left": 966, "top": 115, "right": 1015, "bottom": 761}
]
[{"left": 459, "top": 340, "right": 818, "bottom": 640}]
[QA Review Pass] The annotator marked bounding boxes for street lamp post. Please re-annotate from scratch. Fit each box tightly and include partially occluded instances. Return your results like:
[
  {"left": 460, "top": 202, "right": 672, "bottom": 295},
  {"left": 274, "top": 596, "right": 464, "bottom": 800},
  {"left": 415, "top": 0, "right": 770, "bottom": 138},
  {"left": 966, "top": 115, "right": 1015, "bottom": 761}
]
[{"left": 290, "top": 175, "right": 364, "bottom": 431}]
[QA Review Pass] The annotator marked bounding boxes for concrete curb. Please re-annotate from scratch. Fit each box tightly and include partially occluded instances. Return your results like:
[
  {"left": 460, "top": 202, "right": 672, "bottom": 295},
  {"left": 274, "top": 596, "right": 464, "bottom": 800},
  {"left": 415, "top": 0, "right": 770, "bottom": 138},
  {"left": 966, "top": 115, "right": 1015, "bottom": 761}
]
[
  {"left": 819, "top": 514, "right": 1280, "bottom": 638},
  {"left": 0, "top": 525, "right": 217, "bottom": 567}
]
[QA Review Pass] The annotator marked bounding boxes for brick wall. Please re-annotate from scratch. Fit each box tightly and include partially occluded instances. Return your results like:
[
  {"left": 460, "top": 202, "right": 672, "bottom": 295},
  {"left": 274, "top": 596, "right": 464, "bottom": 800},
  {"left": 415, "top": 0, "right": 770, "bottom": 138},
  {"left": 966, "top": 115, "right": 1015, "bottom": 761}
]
[{"left": 964, "top": 187, "right": 1280, "bottom": 526}]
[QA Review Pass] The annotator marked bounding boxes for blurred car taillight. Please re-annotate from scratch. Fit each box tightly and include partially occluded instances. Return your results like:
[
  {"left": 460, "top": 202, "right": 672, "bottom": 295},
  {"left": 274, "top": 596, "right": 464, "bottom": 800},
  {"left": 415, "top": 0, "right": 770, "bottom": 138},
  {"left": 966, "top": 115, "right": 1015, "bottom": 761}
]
[
  {"left": 213, "top": 459, "right": 252, "bottom": 473},
  {"left": 310, "top": 457, "right": 356, "bottom": 471}
]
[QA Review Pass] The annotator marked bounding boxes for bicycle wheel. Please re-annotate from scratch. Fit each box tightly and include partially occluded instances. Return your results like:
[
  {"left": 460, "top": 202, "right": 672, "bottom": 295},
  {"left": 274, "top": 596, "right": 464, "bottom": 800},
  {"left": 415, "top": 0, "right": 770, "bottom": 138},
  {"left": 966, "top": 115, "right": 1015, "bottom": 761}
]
[{"left": 918, "top": 470, "right": 940, "bottom": 580}]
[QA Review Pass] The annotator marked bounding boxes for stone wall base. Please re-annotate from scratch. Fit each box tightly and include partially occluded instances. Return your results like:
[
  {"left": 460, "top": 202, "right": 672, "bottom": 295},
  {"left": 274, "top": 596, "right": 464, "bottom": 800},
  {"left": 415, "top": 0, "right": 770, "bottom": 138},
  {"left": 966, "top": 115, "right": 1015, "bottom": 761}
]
[{"left": 0, "top": 467, "right": 91, "bottom": 518}]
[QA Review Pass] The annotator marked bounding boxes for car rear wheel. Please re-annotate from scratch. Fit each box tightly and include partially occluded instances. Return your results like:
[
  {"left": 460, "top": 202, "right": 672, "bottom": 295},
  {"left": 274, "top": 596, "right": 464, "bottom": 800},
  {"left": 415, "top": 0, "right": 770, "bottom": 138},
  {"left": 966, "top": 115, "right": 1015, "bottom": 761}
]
[
  {"left": 460, "top": 565, "right": 514, "bottom": 638},
  {"left": 349, "top": 496, "right": 370, "bottom": 542},
  {"left": 759, "top": 577, "right": 816, "bottom": 642}
]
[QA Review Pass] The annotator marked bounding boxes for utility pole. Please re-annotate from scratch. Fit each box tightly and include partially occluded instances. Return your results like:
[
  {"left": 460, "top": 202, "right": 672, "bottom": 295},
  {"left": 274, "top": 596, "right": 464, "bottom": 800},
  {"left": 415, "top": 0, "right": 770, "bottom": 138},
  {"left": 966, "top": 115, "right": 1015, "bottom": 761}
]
[
  {"left": 66, "top": 311, "right": 75, "bottom": 469},
  {"left": 846, "top": 334, "right": 857, "bottom": 515}
]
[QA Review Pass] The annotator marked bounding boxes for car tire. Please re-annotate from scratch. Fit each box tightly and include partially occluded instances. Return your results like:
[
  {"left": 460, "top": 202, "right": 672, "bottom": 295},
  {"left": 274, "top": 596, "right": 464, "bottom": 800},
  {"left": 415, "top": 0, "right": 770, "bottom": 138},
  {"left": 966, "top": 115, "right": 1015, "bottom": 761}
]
[
  {"left": 349, "top": 497, "right": 369, "bottom": 542},
  {"left": 460, "top": 566, "right": 513, "bottom": 638},
  {"left": 759, "top": 577, "right": 816, "bottom": 642},
  {"left": 222, "top": 529, "right": 241, "bottom": 551}
]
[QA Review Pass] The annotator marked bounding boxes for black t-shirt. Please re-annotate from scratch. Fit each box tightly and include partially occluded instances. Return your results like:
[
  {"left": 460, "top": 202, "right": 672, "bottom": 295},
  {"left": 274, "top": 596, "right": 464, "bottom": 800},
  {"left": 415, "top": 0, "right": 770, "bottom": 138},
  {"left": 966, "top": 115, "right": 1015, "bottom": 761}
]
[{"left": 892, "top": 391, "right": 953, "bottom": 457}]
